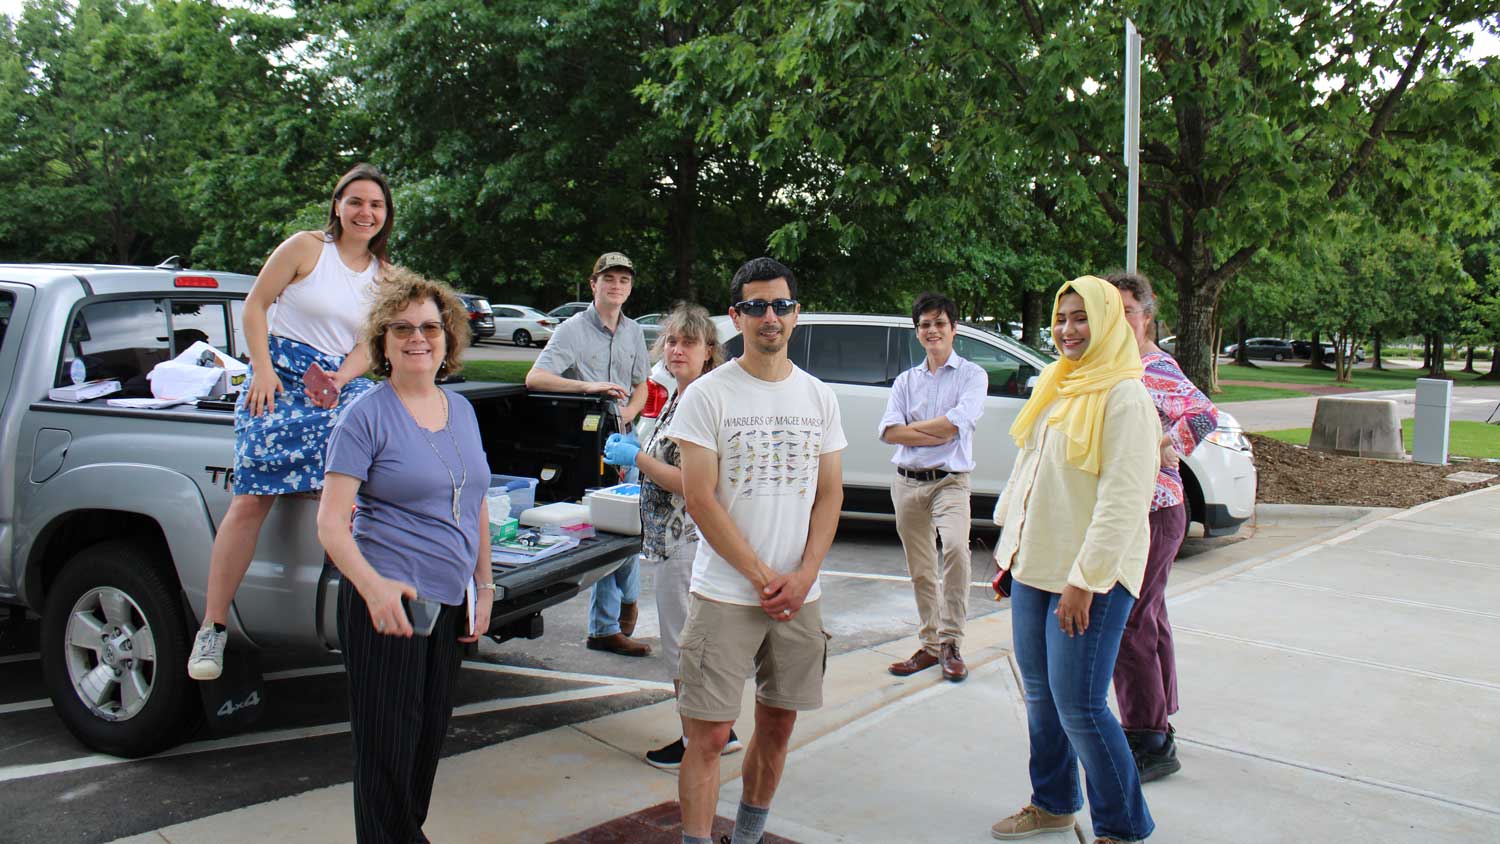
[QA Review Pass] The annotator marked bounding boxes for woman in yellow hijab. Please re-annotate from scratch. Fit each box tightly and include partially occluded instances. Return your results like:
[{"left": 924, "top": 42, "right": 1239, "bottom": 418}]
[{"left": 989, "top": 275, "right": 1161, "bottom": 844}]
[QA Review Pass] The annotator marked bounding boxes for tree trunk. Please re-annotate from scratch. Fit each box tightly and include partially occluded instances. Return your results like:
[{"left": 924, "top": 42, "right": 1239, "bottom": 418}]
[
  {"left": 1232, "top": 315, "right": 1253, "bottom": 367},
  {"left": 1020, "top": 289, "right": 1046, "bottom": 348},
  {"left": 663, "top": 19, "right": 700, "bottom": 304},
  {"left": 1308, "top": 331, "right": 1330, "bottom": 369},
  {"left": 1422, "top": 335, "right": 1432, "bottom": 369},
  {"left": 1171, "top": 272, "right": 1222, "bottom": 393},
  {"left": 1483, "top": 346, "right": 1500, "bottom": 381},
  {"left": 1371, "top": 330, "right": 1384, "bottom": 370},
  {"left": 1463, "top": 344, "right": 1477, "bottom": 373},
  {"left": 1428, "top": 332, "right": 1449, "bottom": 378}
]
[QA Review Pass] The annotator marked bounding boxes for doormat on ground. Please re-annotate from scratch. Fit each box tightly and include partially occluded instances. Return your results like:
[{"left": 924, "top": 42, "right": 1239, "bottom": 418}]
[{"left": 548, "top": 801, "right": 801, "bottom": 843}]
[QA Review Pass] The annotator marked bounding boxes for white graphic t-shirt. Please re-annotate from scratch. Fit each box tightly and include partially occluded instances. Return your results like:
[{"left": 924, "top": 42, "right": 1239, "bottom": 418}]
[{"left": 669, "top": 358, "right": 847, "bottom": 606}]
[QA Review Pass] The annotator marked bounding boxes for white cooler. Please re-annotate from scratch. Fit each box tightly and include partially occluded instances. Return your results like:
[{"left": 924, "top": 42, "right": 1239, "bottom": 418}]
[{"left": 586, "top": 483, "right": 642, "bottom": 536}]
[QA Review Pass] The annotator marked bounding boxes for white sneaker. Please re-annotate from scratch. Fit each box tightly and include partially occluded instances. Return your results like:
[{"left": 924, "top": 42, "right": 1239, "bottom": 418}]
[{"left": 187, "top": 625, "right": 227, "bottom": 681}]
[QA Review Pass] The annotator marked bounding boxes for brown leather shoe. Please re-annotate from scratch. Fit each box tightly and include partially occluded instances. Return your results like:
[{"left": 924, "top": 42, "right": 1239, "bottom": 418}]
[
  {"left": 888, "top": 649, "right": 939, "bottom": 676},
  {"left": 619, "top": 602, "right": 639, "bottom": 637},
  {"left": 586, "top": 632, "right": 652, "bottom": 657},
  {"left": 941, "top": 643, "right": 968, "bottom": 681}
]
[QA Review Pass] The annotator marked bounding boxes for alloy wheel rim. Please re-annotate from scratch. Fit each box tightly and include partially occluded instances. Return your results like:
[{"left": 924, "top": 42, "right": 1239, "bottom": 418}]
[{"left": 63, "top": 586, "right": 158, "bottom": 721}]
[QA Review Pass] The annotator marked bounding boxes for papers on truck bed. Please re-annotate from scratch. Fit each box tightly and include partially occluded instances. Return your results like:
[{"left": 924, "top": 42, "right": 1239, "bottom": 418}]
[
  {"left": 491, "top": 533, "right": 580, "bottom": 568},
  {"left": 147, "top": 341, "right": 250, "bottom": 399},
  {"left": 48, "top": 380, "right": 121, "bottom": 402},
  {"left": 106, "top": 397, "right": 193, "bottom": 409}
]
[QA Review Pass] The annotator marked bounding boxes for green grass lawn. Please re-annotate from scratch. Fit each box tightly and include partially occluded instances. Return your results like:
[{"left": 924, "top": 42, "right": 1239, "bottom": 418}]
[
  {"left": 1217, "top": 361, "right": 1493, "bottom": 392},
  {"left": 1258, "top": 419, "right": 1500, "bottom": 460},
  {"left": 460, "top": 359, "right": 533, "bottom": 383},
  {"left": 1211, "top": 384, "right": 1309, "bottom": 403}
]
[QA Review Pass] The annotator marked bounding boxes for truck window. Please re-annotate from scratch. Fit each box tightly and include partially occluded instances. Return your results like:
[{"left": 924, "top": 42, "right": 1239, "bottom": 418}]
[
  {"left": 59, "top": 298, "right": 170, "bottom": 393},
  {"left": 170, "top": 300, "right": 231, "bottom": 356}
]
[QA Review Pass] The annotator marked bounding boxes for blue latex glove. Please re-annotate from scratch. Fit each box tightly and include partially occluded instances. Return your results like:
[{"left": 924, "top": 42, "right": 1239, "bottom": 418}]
[{"left": 603, "top": 432, "right": 640, "bottom": 467}]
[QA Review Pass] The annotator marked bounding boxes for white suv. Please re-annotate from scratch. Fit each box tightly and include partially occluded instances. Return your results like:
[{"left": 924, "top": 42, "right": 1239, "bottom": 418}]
[{"left": 649, "top": 313, "right": 1257, "bottom": 535}]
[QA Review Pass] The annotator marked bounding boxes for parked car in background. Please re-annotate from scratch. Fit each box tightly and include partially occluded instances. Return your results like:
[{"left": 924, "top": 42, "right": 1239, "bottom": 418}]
[
  {"left": 547, "top": 301, "right": 590, "bottom": 322},
  {"left": 1322, "top": 341, "right": 1365, "bottom": 364},
  {"left": 457, "top": 293, "right": 496, "bottom": 345},
  {"left": 490, "top": 304, "right": 558, "bottom": 347},
  {"left": 1223, "top": 337, "right": 1294, "bottom": 361},
  {"left": 634, "top": 312, "right": 663, "bottom": 345},
  {"left": 657, "top": 313, "right": 1256, "bottom": 537}
]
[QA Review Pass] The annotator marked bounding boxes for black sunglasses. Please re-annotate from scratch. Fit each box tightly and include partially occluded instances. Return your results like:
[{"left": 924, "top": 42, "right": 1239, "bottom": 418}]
[{"left": 733, "top": 298, "right": 798, "bottom": 317}]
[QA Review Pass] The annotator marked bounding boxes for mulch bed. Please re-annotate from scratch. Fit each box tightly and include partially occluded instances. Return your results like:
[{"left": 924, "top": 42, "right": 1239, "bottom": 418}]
[{"left": 1251, "top": 434, "right": 1499, "bottom": 507}]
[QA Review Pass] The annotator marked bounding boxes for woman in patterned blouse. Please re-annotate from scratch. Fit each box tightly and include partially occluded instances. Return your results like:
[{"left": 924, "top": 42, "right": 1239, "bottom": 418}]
[
  {"left": 1107, "top": 272, "right": 1219, "bottom": 784},
  {"left": 600, "top": 303, "right": 744, "bottom": 769}
]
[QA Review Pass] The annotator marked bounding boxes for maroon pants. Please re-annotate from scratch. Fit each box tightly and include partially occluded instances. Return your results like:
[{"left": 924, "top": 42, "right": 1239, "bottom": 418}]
[{"left": 1113, "top": 503, "right": 1187, "bottom": 733}]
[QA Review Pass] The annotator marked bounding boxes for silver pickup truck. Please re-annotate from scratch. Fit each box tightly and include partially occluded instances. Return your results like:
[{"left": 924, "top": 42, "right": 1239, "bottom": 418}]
[{"left": 0, "top": 264, "right": 637, "bottom": 757}]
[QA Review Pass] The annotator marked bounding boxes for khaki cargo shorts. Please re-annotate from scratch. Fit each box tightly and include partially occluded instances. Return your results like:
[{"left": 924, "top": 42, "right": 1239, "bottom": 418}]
[{"left": 676, "top": 594, "right": 830, "bottom": 722}]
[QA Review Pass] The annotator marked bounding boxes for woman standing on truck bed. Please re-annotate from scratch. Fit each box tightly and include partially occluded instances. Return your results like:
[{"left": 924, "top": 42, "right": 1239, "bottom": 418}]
[
  {"left": 188, "top": 163, "right": 392, "bottom": 681},
  {"left": 317, "top": 269, "right": 492, "bottom": 844}
]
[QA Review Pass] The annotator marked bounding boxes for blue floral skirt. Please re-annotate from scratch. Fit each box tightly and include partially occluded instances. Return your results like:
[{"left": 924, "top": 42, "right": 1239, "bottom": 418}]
[{"left": 233, "top": 334, "right": 374, "bottom": 496}]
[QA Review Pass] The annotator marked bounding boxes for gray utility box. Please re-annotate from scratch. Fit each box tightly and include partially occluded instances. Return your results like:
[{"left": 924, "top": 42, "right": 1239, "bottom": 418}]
[{"left": 1412, "top": 378, "right": 1452, "bottom": 465}]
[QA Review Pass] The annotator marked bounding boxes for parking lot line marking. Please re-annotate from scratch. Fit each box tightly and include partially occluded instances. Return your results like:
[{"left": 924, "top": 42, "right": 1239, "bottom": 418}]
[
  {"left": 263, "top": 665, "right": 346, "bottom": 681},
  {"left": 0, "top": 652, "right": 39, "bottom": 665},
  {"left": 461, "top": 660, "right": 675, "bottom": 692},
  {"left": 819, "top": 569, "right": 994, "bottom": 589},
  {"left": 1176, "top": 626, "right": 1500, "bottom": 692},
  {"left": 0, "top": 685, "right": 644, "bottom": 784},
  {"left": 0, "top": 698, "right": 50, "bottom": 715}
]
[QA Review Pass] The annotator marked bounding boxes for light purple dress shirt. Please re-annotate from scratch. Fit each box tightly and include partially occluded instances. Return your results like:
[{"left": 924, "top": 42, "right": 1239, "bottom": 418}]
[{"left": 877, "top": 351, "right": 988, "bottom": 473}]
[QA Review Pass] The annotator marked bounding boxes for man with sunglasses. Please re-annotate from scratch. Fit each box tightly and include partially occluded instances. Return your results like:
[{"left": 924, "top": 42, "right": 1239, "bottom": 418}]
[
  {"left": 527, "top": 251, "right": 652, "bottom": 657},
  {"left": 668, "top": 257, "right": 846, "bottom": 844},
  {"left": 878, "top": 291, "right": 987, "bottom": 682}
]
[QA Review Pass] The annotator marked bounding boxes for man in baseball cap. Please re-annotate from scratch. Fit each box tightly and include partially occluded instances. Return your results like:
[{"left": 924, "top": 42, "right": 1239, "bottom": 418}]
[{"left": 527, "top": 251, "right": 652, "bottom": 657}]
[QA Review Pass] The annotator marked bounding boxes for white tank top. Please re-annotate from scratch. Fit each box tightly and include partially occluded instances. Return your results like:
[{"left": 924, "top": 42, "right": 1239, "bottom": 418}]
[{"left": 268, "top": 236, "right": 380, "bottom": 357}]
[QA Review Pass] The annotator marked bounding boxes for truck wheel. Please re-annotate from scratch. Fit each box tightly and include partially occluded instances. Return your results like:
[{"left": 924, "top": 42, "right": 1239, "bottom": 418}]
[
  {"left": 41, "top": 541, "right": 197, "bottom": 757},
  {"left": 513, "top": 329, "right": 532, "bottom": 347}
]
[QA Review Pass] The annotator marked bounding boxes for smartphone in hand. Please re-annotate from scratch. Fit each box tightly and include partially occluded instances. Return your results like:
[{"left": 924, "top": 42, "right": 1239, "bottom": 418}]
[
  {"left": 302, "top": 362, "right": 338, "bottom": 409},
  {"left": 403, "top": 595, "right": 443, "bottom": 637}
]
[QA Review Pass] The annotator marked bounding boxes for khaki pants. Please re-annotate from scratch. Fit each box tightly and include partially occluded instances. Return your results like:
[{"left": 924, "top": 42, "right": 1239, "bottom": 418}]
[{"left": 892, "top": 472, "right": 972, "bottom": 654}]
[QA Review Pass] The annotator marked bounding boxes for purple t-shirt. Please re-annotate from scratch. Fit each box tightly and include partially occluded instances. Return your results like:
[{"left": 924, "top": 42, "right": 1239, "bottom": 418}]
[{"left": 324, "top": 383, "right": 490, "bottom": 605}]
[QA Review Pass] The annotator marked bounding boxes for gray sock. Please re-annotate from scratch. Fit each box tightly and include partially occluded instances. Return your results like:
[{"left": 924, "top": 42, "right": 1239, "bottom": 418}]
[
  {"left": 731, "top": 801, "right": 769, "bottom": 844},
  {"left": 682, "top": 836, "right": 713, "bottom": 844}
]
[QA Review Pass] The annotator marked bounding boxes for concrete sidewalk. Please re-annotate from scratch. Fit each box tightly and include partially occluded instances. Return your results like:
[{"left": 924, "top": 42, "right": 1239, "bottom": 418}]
[
  {"left": 1221, "top": 385, "right": 1500, "bottom": 432},
  {"left": 112, "top": 489, "right": 1500, "bottom": 844}
]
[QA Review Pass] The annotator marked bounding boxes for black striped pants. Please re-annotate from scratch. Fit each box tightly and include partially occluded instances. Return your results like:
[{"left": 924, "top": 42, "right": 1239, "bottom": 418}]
[{"left": 338, "top": 578, "right": 464, "bottom": 844}]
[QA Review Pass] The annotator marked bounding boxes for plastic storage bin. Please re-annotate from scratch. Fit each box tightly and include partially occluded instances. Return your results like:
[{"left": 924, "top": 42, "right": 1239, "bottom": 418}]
[{"left": 489, "top": 474, "right": 538, "bottom": 519}]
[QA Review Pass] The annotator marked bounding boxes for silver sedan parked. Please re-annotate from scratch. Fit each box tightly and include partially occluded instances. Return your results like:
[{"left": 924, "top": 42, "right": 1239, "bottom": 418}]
[{"left": 491, "top": 304, "right": 558, "bottom": 347}]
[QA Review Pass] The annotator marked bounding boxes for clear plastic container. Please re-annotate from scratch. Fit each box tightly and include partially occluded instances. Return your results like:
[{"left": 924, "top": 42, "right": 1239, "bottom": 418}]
[{"left": 488, "top": 474, "right": 538, "bottom": 518}]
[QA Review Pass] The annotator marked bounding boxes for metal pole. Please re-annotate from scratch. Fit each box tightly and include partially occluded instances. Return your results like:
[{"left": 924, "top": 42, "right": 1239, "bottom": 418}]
[{"left": 1124, "top": 19, "right": 1142, "bottom": 274}]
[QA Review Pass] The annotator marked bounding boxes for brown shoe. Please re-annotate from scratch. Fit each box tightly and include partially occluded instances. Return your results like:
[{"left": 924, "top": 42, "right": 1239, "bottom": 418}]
[
  {"left": 990, "top": 804, "right": 1075, "bottom": 839},
  {"left": 940, "top": 643, "right": 968, "bottom": 682},
  {"left": 586, "top": 632, "right": 652, "bottom": 657},
  {"left": 619, "top": 601, "right": 639, "bottom": 637},
  {"left": 888, "top": 649, "right": 939, "bottom": 676}
]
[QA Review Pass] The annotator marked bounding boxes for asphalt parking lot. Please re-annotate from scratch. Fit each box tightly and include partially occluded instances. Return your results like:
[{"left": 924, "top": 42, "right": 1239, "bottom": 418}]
[{"left": 0, "top": 522, "right": 1241, "bottom": 844}]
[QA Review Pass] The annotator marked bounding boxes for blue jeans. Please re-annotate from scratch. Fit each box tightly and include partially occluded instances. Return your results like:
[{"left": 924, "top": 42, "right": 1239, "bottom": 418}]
[
  {"left": 588, "top": 554, "right": 641, "bottom": 637},
  {"left": 1010, "top": 580, "right": 1154, "bottom": 842}
]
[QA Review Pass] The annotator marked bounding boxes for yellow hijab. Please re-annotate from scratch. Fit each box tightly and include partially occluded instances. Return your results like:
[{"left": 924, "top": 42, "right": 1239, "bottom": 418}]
[{"left": 1009, "top": 275, "right": 1143, "bottom": 475}]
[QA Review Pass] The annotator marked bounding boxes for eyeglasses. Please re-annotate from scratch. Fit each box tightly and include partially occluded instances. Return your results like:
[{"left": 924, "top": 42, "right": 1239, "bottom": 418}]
[
  {"left": 387, "top": 321, "right": 444, "bottom": 340},
  {"left": 733, "top": 298, "right": 798, "bottom": 317}
]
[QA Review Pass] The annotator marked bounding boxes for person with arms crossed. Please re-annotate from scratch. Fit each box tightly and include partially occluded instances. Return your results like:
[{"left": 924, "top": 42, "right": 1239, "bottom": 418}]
[
  {"left": 879, "top": 291, "right": 987, "bottom": 682},
  {"left": 669, "top": 258, "right": 846, "bottom": 844},
  {"left": 316, "top": 270, "right": 493, "bottom": 844},
  {"left": 989, "top": 275, "right": 1159, "bottom": 844},
  {"left": 526, "top": 252, "right": 652, "bottom": 657},
  {"left": 189, "top": 163, "right": 391, "bottom": 681},
  {"left": 1107, "top": 271, "right": 1218, "bottom": 782}
]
